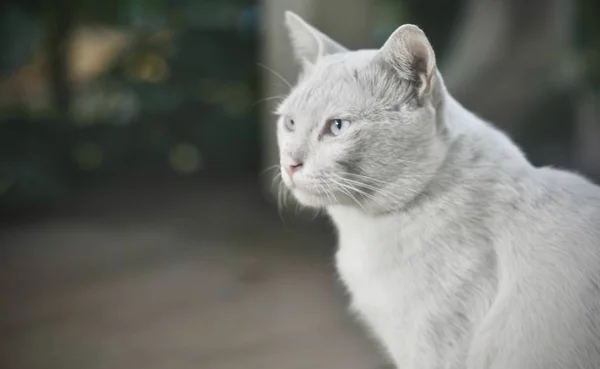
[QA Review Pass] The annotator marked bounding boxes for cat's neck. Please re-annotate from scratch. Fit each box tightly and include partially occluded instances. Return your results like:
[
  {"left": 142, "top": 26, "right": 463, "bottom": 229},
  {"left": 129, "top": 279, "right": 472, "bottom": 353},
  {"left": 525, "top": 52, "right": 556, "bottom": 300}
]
[{"left": 442, "top": 89, "right": 528, "bottom": 166}]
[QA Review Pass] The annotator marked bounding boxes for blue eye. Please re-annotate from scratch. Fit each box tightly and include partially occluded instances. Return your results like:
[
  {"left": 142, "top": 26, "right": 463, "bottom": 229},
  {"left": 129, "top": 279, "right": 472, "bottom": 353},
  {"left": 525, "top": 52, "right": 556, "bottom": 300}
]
[
  {"left": 329, "top": 119, "right": 350, "bottom": 136},
  {"left": 284, "top": 117, "right": 295, "bottom": 131}
]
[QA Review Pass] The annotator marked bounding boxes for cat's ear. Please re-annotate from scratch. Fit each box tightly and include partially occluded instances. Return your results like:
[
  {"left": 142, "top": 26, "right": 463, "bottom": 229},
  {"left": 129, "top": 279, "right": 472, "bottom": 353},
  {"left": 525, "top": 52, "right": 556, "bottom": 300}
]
[
  {"left": 379, "top": 24, "right": 436, "bottom": 99},
  {"left": 284, "top": 11, "right": 348, "bottom": 67}
]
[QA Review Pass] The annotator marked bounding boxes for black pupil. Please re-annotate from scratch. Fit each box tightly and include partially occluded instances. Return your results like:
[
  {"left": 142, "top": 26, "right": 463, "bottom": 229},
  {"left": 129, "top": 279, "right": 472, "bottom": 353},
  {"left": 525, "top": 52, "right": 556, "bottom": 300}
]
[{"left": 334, "top": 119, "right": 342, "bottom": 129}]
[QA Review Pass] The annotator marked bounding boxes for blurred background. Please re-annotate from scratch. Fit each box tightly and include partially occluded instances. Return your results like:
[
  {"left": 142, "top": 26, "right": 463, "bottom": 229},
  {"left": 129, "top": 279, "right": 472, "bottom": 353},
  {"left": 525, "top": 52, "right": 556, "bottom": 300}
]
[{"left": 0, "top": 0, "right": 598, "bottom": 368}]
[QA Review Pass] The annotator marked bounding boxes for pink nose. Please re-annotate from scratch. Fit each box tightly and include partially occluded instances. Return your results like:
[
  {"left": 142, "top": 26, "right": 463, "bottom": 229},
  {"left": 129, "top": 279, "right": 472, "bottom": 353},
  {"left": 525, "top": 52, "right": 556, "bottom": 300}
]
[{"left": 286, "top": 161, "right": 303, "bottom": 177}]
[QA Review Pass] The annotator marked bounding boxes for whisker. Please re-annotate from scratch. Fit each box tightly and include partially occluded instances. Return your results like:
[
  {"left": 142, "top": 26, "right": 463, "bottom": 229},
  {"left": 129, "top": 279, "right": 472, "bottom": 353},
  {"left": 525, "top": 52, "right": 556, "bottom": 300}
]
[
  {"left": 329, "top": 173, "right": 424, "bottom": 212},
  {"left": 343, "top": 173, "right": 433, "bottom": 194},
  {"left": 261, "top": 164, "right": 281, "bottom": 176},
  {"left": 271, "top": 172, "right": 282, "bottom": 193},
  {"left": 332, "top": 176, "right": 395, "bottom": 211},
  {"left": 329, "top": 177, "right": 369, "bottom": 212},
  {"left": 340, "top": 172, "right": 456, "bottom": 210},
  {"left": 251, "top": 94, "right": 287, "bottom": 108},
  {"left": 318, "top": 183, "right": 334, "bottom": 205},
  {"left": 257, "top": 63, "right": 292, "bottom": 89}
]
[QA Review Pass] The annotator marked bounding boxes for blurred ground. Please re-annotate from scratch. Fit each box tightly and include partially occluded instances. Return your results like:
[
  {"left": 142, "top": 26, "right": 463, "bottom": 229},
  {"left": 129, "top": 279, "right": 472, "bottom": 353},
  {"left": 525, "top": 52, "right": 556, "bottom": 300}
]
[{"left": 0, "top": 177, "right": 386, "bottom": 369}]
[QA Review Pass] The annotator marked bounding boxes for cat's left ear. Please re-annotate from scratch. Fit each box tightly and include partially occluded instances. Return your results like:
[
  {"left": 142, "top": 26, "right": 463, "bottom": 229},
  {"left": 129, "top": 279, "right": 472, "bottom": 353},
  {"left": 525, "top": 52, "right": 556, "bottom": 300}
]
[
  {"left": 284, "top": 11, "right": 348, "bottom": 67},
  {"left": 378, "top": 24, "right": 437, "bottom": 100}
]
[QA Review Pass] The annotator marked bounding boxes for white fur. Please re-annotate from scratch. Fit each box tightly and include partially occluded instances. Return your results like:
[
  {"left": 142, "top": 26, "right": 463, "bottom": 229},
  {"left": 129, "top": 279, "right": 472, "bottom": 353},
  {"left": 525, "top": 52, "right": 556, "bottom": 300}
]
[{"left": 277, "top": 11, "right": 600, "bottom": 369}]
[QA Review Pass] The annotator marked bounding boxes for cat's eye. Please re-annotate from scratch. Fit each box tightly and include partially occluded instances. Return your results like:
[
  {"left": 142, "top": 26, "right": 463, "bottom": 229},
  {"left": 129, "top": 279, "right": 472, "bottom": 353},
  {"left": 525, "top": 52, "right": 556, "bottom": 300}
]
[
  {"left": 329, "top": 119, "right": 350, "bottom": 136},
  {"left": 284, "top": 117, "right": 295, "bottom": 131}
]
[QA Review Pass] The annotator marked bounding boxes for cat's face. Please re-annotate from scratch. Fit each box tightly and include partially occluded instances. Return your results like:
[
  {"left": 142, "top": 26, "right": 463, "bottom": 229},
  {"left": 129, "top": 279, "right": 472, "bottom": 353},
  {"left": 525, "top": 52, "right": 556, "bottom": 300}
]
[{"left": 276, "top": 12, "right": 444, "bottom": 210}]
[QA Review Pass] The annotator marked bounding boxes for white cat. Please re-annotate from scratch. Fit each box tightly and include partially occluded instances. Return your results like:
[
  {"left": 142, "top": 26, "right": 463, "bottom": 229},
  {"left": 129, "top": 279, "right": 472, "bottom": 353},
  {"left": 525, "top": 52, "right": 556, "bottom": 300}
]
[{"left": 275, "top": 10, "right": 600, "bottom": 369}]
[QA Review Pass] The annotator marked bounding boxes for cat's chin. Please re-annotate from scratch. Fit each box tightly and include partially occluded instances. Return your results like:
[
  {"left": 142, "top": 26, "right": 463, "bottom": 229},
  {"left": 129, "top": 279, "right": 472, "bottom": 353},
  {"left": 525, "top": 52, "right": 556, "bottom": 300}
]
[{"left": 291, "top": 189, "right": 332, "bottom": 208}]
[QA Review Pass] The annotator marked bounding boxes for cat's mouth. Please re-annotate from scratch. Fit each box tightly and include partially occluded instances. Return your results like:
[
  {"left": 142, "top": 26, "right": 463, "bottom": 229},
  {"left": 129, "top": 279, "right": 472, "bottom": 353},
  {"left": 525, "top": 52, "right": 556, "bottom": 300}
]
[{"left": 280, "top": 169, "right": 337, "bottom": 207}]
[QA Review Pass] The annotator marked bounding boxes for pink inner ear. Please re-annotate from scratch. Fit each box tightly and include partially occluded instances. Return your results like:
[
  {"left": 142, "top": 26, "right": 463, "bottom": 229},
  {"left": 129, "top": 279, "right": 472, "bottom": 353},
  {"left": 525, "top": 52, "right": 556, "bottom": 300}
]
[
  {"left": 410, "top": 43, "right": 432, "bottom": 72},
  {"left": 391, "top": 27, "right": 436, "bottom": 97},
  {"left": 412, "top": 48, "right": 436, "bottom": 97},
  {"left": 382, "top": 25, "right": 436, "bottom": 95}
]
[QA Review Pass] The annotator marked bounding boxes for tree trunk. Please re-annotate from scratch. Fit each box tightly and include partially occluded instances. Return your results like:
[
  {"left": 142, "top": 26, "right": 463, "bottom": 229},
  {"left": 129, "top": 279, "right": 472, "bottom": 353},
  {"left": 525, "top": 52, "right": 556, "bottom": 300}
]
[
  {"left": 46, "top": 0, "right": 73, "bottom": 119},
  {"left": 575, "top": 90, "right": 600, "bottom": 180},
  {"left": 441, "top": 0, "right": 578, "bottom": 136}
]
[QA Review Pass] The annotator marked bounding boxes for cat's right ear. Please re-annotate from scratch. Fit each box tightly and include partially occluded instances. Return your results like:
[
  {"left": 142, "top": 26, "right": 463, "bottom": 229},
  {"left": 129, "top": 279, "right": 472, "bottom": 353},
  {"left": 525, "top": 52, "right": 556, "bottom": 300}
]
[
  {"left": 284, "top": 11, "right": 347, "bottom": 68},
  {"left": 378, "top": 24, "right": 437, "bottom": 100}
]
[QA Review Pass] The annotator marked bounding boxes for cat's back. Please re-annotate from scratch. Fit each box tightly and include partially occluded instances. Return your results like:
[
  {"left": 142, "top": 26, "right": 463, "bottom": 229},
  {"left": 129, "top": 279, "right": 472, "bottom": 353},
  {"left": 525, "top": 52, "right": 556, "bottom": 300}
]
[
  {"left": 496, "top": 165, "right": 600, "bottom": 260},
  {"left": 470, "top": 166, "right": 600, "bottom": 369}
]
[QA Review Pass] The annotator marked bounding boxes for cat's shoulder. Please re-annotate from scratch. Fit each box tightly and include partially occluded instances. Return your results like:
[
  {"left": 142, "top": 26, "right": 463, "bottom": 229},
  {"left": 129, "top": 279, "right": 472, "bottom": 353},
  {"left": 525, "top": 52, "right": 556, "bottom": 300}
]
[
  {"left": 499, "top": 165, "right": 600, "bottom": 242},
  {"left": 526, "top": 166, "right": 600, "bottom": 208}
]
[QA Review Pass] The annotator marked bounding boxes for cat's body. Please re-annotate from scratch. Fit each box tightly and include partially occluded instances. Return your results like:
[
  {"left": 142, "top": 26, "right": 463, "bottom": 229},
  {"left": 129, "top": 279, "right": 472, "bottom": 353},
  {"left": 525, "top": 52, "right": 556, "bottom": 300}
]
[
  {"left": 331, "top": 94, "right": 600, "bottom": 369},
  {"left": 276, "top": 11, "right": 600, "bottom": 368}
]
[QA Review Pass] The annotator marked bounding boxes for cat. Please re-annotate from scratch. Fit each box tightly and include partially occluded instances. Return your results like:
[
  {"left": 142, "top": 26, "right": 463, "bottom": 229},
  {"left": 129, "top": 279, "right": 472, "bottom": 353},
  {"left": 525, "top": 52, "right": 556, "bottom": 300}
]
[{"left": 275, "top": 10, "right": 600, "bottom": 369}]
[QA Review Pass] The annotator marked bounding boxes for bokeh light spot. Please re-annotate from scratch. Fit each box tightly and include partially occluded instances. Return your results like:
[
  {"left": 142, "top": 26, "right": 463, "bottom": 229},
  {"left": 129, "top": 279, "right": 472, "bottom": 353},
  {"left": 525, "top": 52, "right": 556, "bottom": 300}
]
[
  {"left": 124, "top": 52, "right": 170, "bottom": 83},
  {"left": 169, "top": 143, "right": 203, "bottom": 174}
]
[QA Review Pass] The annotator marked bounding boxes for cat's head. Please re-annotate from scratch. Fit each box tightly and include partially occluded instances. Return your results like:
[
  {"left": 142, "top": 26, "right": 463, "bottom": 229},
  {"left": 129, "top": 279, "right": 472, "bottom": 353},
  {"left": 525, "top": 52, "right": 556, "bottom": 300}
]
[{"left": 276, "top": 11, "right": 447, "bottom": 212}]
